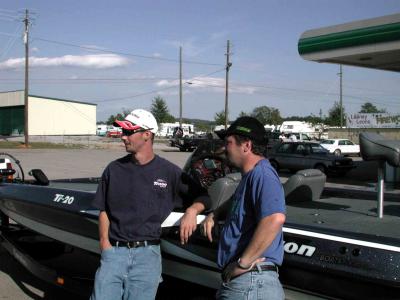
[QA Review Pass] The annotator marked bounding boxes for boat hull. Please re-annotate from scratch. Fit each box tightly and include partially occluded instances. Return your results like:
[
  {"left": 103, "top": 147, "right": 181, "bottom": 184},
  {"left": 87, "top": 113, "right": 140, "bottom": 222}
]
[{"left": 1, "top": 182, "right": 399, "bottom": 299}]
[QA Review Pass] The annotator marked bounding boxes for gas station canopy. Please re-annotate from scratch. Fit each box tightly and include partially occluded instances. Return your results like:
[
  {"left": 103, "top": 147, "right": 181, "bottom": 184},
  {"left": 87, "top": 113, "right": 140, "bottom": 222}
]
[{"left": 298, "top": 13, "right": 400, "bottom": 72}]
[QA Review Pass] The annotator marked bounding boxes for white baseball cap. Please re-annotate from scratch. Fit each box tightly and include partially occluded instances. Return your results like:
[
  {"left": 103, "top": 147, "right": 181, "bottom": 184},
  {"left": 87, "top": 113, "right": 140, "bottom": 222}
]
[{"left": 114, "top": 109, "right": 158, "bottom": 134}]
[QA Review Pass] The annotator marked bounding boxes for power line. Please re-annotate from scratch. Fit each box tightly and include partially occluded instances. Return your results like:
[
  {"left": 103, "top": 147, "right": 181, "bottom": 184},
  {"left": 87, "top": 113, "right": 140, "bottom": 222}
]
[
  {"left": 0, "top": 8, "right": 20, "bottom": 14},
  {"left": 230, "top": 81, "right": 400, "bottom": 106},
  {"left": 0, "top": 31, "right": 20, "bottom": 37},
  {"left": 0, "top": 23, "right": 23, "bottom": 60},
  {"left": 343, "top": 83, "right": 400, "bottom": 96},
  {"left": 33, "top": 37, "right": 223, "bottom": 67},
  {"left": 96, "top": 85, "right": 178, "bottom": 103},
  {"left": 184, "top": 79, "right": 399, "bottom": 108},
  {"left": 96, "top": 67, "right": 226, "bottom": 103},
  {"left": 0, "top": 77, "right": 178, "bottom": 82}
]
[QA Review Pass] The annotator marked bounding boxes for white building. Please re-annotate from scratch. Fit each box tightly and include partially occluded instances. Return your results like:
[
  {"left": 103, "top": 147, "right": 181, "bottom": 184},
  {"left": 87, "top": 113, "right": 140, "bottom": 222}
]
[{"left": 0, "top": 90, "right": 97, "bottom": 135}]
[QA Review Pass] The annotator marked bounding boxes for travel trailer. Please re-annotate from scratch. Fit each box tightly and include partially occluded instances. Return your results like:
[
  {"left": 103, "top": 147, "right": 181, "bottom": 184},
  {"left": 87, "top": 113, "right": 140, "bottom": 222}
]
[{"left": 96, "top": 125, "right": 108, "bottom": 136}]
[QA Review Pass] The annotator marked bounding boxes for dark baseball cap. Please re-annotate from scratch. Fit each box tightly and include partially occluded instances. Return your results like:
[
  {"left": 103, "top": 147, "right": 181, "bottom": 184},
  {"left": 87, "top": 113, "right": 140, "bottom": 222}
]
[{"left": 216, "top": 116, "right": 268, "bottom": 145}]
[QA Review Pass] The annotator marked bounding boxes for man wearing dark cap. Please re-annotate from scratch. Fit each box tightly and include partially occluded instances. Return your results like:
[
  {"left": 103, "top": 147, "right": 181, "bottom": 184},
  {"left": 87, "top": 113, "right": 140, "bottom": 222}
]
[
  {"left": 90, "top": 109, "right": 207, "bottom": 300},
  {"left": 181, "top": 116, "right": 286, "bottom": 299}
]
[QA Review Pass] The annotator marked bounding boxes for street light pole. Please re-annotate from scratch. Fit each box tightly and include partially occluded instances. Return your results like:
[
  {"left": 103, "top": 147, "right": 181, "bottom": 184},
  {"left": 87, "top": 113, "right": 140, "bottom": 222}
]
[
  {"left": 224, "top": 40, "right": 232, "bottom": 130},
  {"left": 23, "top": 9, "right": 30, "bottom": 147},
  {"left": 179, "top": 46, "right": 183, "bottom": 127},
  {"left": 339, "top": 64, "right": 343, "bottom": 128}
]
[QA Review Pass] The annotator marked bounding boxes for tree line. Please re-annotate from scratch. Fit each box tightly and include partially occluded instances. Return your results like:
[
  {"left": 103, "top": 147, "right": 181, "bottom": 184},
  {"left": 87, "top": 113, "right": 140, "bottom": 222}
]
[{"left": 100, "top": 96, "right": 387, "bottom": 129}]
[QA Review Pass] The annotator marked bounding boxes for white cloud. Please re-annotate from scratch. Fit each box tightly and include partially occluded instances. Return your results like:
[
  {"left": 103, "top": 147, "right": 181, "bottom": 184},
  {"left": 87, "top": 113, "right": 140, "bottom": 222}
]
[
  {"left": 165, "top": 32, "right": 229, "bottom": 58},
  {"left": 152, "top": 52, "right": 162, "bottom": 58},
  {"left": 31, "top": 47, "right": 39, "bottom": 52},
  {"left": 0, "top": 54, "right": 130, "bottom": 70},
  {"left": 166, "top": 38, "right": 202, "bottom": 57},
  {"left": 156, "top": 77, "right": 258, "bottom": 94}
]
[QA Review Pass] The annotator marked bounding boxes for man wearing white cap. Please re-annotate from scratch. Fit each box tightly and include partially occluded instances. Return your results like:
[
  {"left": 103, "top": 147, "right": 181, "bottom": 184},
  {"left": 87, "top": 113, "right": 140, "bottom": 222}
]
[{"left": 90, "top": 109, "right": 207, "bottom": 300}]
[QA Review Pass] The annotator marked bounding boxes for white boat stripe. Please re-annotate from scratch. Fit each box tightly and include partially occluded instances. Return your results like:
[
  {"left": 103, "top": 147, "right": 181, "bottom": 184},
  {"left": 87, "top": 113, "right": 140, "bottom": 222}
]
[
  {"left": 161, "top": 212, "right": 205, "bottom": 227},
  {"left": 283, "top": 227, "right": 400, "bottom": 252},
  {"left": 161, "top": 212, "right": 400, "bottom": 253}
]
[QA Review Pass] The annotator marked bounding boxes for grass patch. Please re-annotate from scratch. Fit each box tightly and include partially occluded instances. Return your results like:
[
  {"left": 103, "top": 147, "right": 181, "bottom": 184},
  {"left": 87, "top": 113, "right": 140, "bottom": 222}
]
[{"left": 0, "top": 141, "right": 85, "bottom": 149}]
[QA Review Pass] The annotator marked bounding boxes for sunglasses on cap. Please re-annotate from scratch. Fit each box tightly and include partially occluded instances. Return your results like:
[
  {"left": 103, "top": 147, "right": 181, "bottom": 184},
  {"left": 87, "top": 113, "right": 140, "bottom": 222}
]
[{"left": 122, "top": 128, "right": 149, "bottom": 136}]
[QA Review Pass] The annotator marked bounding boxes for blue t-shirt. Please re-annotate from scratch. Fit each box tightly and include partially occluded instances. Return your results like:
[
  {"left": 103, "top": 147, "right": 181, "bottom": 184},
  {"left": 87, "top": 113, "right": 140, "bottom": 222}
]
[
  {"left": 92, "top": 154, "right": 205, "bottom": 241},
  {"left": 217, "top": 159, "right": 286, "bottom": 268}
]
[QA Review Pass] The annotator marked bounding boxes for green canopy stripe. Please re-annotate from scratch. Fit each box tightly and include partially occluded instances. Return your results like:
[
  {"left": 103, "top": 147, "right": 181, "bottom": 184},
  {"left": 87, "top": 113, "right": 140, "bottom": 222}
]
[{"left": 298, "top": 22, "right": 400, "bottom": 55}]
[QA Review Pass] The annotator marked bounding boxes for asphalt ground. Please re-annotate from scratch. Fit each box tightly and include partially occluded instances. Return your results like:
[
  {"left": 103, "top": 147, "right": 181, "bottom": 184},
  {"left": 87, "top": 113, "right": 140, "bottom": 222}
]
[{"left": 0, "top": 143, "right": 390, "bottom": 299}]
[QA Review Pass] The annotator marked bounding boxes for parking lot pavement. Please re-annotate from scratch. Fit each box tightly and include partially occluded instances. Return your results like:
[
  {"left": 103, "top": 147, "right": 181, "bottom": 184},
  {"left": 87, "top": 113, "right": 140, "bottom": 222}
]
[{"left": 1, "top": 143, "right": 191, "bottom": 180}]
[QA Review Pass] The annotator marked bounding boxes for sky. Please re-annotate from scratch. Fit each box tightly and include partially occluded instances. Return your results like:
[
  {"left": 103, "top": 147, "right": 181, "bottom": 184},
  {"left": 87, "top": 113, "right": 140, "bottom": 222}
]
[{"left": 0, "top": 0, "right": 399, "bottom": 122}]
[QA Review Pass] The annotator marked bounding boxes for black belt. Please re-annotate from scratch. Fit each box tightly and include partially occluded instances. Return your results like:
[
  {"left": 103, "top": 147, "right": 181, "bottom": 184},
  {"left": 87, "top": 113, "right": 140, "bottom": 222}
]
[
  {"left": 109, "top": 239, "right": 160, "bottom": 248},
  {"left": 222, "top": 264, "right": 278, "bottom": 282},
  {"left": 250, "top": 264, "right": 278, "bottom": 272}
]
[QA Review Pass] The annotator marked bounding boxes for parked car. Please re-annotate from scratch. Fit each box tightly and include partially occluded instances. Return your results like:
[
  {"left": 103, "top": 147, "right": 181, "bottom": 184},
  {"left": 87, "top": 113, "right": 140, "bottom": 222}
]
[
  {"left": 106, "top": 127, "right": 122, "bottom": 138},
  {"left": 320, "top": 139, "right": 360, "bottom": 156},
  {"left": 285, "top": 132, "right": 312, "bottom": 142},
  {"left": 268, "top": 141, "right": 355, "bottom": 175}
]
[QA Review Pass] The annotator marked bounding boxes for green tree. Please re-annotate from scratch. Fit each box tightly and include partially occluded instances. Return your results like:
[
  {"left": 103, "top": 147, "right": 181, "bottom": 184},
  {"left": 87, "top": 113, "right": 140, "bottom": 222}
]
[
  {"left": 359, "top": 102, "right": 386, "bottom": 113},
  {"left": 214, "top": 110, "right": 227, "bottom": 125},
  {"left": 106, "top": 113, "right": 124, "bottom": 125},
  {"left": 250, "top": 106, "right": 282, "bottom": 125},
  {"left": 238, "top": 111, "right": 248, "bottom": 117},
  {"left": 326, "top": 101, "right": 346, "bottom": 126},
  {"left": 106, "top": 108, "right": 130, "bottom": 125},
  {"left": 150, "top": 96, "right": 175, "bottom": 123}
]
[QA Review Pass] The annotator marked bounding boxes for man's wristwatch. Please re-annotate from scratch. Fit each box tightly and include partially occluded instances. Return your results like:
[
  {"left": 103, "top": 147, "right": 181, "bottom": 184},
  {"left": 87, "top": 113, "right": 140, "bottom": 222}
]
[{"left": 236, "top": 258, "right": 252, "bottom": 270}]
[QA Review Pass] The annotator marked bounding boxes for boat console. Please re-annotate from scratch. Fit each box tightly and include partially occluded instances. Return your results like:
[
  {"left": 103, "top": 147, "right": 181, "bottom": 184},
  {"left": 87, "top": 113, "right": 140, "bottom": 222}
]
[
  {"left": 283, "top": 169, "right": 326, "bottom": 203},
  {"left": 207, "top": 172, "right": 241, "bottom": 210}
]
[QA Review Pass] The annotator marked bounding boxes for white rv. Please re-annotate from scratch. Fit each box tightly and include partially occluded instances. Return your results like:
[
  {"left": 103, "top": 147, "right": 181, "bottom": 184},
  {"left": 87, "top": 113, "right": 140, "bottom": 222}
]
[
  {"left": 279, "top": 121, "right": 327, "bottom": 139},
  {"left": 157, "top": 122, "right": 195, "bottom": 138},
  {"left": 280, "top": 121, "right": 314, "bottom": 134},
  {"left": 96, "top": 125, "right": 108, "bottom": 136}
]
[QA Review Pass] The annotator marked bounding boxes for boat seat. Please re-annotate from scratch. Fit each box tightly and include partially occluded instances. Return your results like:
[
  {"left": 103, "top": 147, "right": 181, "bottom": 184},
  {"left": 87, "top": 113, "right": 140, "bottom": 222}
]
[
  {"left": 359, "top": 132, "right": 400, "bottom": 167},
  {"left": 283, "top": 169, "right": 326, "bottom": 203},
  {"left": 359, "top": 132, "right": 400, "bottom": 218},
  {"left": 208, "top": 172, "right": 241, "bottom": 211},
  {"left": 29, "top": 169, "right": 49, "bottom": 186}
]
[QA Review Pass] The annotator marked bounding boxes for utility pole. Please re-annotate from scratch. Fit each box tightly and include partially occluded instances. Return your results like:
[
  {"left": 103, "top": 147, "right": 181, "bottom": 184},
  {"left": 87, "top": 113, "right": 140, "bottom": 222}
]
[
  {"left": 339, "top": 64, "right": 343, "bottom": 128},
  {"left": 23, "top": 9, "right": 29, "bottom": 146},
  {"left": 224, "top": 40, "right": 232, "bottom": 129},
  {"left": 179, "top": 46, "right": 182, "bottom": 127}
]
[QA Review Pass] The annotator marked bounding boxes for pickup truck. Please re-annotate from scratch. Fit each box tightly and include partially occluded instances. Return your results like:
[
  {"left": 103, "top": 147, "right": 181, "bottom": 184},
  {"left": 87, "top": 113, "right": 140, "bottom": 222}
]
[
  {"left": 169, "top": 135, "right": 209, "bottom": 152},
  {"left": 169, "top": 127, "right": 212, "bottom": 152}
]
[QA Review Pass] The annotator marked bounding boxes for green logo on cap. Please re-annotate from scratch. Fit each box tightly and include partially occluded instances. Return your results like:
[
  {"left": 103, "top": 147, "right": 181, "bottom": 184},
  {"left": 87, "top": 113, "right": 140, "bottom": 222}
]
[{"left": 236, "top": 126, "right": 251, "bottom": 133}]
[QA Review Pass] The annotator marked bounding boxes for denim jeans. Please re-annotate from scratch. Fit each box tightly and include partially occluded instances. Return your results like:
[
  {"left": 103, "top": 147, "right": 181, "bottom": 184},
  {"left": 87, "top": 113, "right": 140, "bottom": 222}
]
[
  {"left": 90, "top": 245, "right": 162, "bottom": 300},
  {"left": 216, "top": 263, "right": 284, "bottom": 300}
]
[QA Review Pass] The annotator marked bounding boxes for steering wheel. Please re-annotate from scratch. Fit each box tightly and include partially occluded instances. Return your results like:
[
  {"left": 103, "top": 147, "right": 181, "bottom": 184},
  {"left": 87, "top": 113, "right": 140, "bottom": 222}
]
[
  {"left": 189, "top": 154, "right": 231, "bottom": 189},
  {"left": 0, "top": 152, "right": 25, "bottom": 182}
]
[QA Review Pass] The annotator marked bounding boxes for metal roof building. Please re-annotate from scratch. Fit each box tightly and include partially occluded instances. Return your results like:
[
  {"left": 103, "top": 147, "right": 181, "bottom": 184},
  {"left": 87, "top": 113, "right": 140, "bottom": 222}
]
[{"left": 0, "top": 90, "right": 97, "bottom": 136}]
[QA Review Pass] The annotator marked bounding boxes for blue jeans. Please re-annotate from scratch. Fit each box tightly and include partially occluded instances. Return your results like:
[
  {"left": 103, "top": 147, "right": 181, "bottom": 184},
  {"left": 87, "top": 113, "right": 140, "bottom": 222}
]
[
  {"left": 216, "top": 263, "right": 284, "bottom": 300},
  {"left": 90, "top": 245, "right": 162, "bottom": 300}
]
